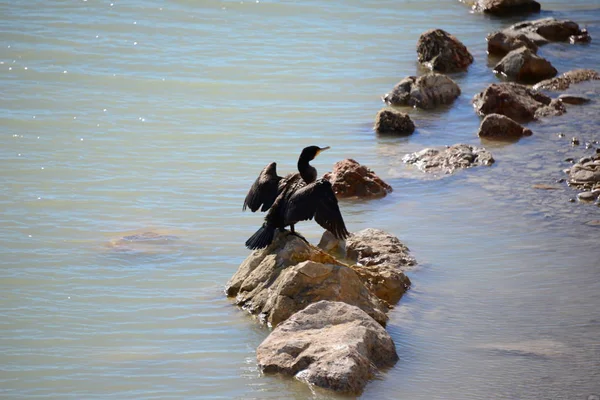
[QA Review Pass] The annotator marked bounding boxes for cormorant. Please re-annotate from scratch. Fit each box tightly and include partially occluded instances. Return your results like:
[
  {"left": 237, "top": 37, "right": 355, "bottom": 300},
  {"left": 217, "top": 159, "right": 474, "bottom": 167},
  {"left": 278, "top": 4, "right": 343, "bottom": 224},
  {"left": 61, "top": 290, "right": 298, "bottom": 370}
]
[{"left": 243, "top": 145, "right": 349, "bottom": 250}]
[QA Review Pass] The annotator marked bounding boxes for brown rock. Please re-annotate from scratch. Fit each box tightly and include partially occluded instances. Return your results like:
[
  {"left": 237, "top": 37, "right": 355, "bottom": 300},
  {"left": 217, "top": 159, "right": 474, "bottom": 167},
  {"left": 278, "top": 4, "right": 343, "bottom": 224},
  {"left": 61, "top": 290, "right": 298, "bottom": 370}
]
[
  {"left": 382, "top": 73, "right": 461, "bottom": 109},
  {"left": 493, "top": 47, "right": 556, "bottom": 83},
  {"left": 346, "top": 229, "right": 415, "bottom": 305},
  {"left": 256, "top": 300, "right": 398, "bottom": 394},
  {"left": 323, "top": 159, "right": 392, "bottom": 199},
  {"left": 558, "top": 94, "right": 591, "bottom": 105},
  {"left": 403, "top": 144, "right": 494, "bottom": 175},
  {"left": 487, "top": 31, "right": 539, "bottom": 56},
  {"left": 472, "top": 0, "right": 541, "bottom": 15},
  {"left": 473, "top": 82, "right": 566, "bottom": 122},
  {"left": 532, "top": 184, "right": 560, "bottom": 190},
  {"left": 478, "top": 113, "right": 532, "bottom": 140},
  {"left": 487, "top": 18, "right": 589, "bottom": 56},
  {"left": 533, "top": 69, "right": 600, "bottom": 91},
  {"left": 374, "top": 108, "right": 415, "bottom": 135},
  {"left": 226, "top": 233, "right": 388, "bottom": 327},
  {"left": 416, "top": 29, "right": 473, "bottom": 72}
]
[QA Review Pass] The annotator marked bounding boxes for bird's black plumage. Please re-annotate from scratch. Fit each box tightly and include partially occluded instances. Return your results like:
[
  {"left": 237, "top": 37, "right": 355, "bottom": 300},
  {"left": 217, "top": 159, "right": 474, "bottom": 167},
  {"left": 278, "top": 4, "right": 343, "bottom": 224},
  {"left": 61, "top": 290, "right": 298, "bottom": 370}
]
[{"left": 243, "top": 146, "right": 349, "bottom": 250}]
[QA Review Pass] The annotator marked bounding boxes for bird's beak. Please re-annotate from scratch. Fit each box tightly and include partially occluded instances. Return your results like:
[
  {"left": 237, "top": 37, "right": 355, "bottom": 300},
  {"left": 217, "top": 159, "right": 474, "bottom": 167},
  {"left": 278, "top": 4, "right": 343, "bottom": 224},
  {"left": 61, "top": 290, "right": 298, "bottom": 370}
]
[{"left": 317, "top": 146, "right": 330, "bottom": 156}]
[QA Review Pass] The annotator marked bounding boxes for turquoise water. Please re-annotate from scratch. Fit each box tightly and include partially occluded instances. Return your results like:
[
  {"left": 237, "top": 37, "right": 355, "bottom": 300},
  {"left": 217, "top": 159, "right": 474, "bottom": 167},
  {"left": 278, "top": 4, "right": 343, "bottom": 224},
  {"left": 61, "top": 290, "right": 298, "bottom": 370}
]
[{"left": 1, "top": 1, "right": 599, "bottom": 399}]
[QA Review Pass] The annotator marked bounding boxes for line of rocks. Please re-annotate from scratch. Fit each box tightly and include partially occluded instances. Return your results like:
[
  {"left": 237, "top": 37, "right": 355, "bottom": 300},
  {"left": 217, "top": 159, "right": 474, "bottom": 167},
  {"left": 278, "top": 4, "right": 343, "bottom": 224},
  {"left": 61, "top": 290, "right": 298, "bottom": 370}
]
[{"left": 226, "top": 228, "right": 416, "bottom": 394}]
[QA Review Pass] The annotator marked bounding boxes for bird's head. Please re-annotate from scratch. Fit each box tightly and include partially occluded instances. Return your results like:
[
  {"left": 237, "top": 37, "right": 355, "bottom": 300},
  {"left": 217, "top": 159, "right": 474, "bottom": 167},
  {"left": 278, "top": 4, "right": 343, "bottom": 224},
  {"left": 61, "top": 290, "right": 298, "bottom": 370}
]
[{"left": 299, "top": 145, "right": 330, "bottom": 162}]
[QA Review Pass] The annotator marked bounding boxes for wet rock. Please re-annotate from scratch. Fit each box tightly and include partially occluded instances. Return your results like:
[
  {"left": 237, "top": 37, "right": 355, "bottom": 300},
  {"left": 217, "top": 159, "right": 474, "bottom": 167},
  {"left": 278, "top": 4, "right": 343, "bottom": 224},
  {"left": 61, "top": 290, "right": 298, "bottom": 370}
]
[
  {"left": 382, "top": 73, "right": 461, "bottom": 109},
  {"left": 256, "top": 300, "right": 398, "bottom": 394},
  {"left": 572, "top": 137, "right": 580, "bottom": 146},
  {"left": 323, "top": 159, "right": 392, "bottom": 199},
  {"left": 493, "top": 47, "right": 556, "bottom": 83},
  {"left": 478, "top": 113, "right": 533, "bottom": 140},
  {"left": 403, "top": 144, "right": 494, "bottom": 175},
  {"left": 345, "top": 229, "right": 415, "bottom": 305},
  {"left": 533, "top": 69, "right": 600, "bottom": 91},
  {"left": 487, "top": 18, "right": 589, "bottom": 56},
  {"left": 472, "top": 0, "right": 541, "bottom": 15},
  {"left": 585, "top": 220, "right": 600, "bottom": 226},
  {"left": 558, "top": 94, "right": 591, "bottom": 105},
  {"left": 577, "top": 190, "right": 600, "bottom": 202},
  {"left": 473, "top": 82, "right": 566, "bottom": 122},
  {"left": 226, "top": 233, "right": 388, "bottom": 327},
  {"left": 487, "top": 32, "right": 538, "bottom": 57},
  {"left": 374, "top": 108, "right": 415, "bottom": 135},
  {"left": 416, "top": 29, "right": 473, "bottom": 72},
  {"left": 570, "top": 29, "right": 592, "bottom": 44}
]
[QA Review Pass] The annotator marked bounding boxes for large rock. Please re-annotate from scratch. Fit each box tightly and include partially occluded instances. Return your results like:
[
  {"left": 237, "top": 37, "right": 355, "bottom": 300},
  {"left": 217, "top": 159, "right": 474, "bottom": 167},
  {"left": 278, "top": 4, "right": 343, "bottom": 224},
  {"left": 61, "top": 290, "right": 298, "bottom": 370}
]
[
  {"left": 403, "top": 144, "right": 494, "bottom": 174},
  {"left": 493, "top": 47, "right": 557, "bottom": 83},
  {"left": 323, "top": 159, "right": 392, "bottom": 199},
  {"left": 374, "top": 108, "right": 415, "bottom": 135},
  {"left": 487, "top": 18, "right": 590, "bottom": 56},
  {"left": 472, "top": 0, "right": 541, "bottom": 15},
  {"left": 226, "top": 233, "right": 388, "bottom": 327},
  {"left": 478, "top": 113, "right": 533, "bottom": 140},
  {"left": 473, "top": 82, "right": 566, "bottom": 122},
  {"left": 345, "top": 229, "right": 415, "bottom": 305},
  {"left": 416, "top": 29, "right": 473, "bottom": 72},
  {"left": 533, "top": 69, "right": 600, "bottom": 91},
  {"left": 568, "top": 154, "right": 600, "bottom": 191},
  {"left": 382, "top": 73, "right": 461, "bottom": 109},
  {"left": 257, "top": 300, "right": 398, "bottom": 394}
]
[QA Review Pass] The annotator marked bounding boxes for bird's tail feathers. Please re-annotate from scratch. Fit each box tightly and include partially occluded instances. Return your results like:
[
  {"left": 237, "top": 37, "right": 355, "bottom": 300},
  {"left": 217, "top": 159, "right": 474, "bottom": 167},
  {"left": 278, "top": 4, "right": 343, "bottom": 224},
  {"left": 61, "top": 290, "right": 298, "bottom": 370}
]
[{"left": 245, "top": 224, "right": 276, "bottom": 250}]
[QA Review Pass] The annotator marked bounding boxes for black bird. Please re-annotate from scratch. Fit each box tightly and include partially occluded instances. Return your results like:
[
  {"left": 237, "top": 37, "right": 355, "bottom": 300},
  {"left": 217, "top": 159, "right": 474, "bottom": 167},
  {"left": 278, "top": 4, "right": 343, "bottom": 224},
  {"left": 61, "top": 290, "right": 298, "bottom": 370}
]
[{"left": 243, "top": 145, "right": 349, "bottom": 250}]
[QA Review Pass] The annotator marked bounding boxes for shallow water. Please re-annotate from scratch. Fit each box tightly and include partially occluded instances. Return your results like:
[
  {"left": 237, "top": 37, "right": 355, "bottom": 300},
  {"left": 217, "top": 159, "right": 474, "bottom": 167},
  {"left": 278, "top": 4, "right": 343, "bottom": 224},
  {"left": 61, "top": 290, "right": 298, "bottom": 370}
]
[{"left": 1, "top": 1, "right": 599, "bottom": 399}]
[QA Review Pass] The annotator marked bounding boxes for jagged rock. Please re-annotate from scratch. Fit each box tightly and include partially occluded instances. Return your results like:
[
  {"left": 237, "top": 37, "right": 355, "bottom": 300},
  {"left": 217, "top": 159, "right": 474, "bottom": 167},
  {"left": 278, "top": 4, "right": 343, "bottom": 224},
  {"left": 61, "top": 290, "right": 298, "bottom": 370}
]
[
  {"left": 256, "top": 300, "right": 398, "bottom": 394},
  {"left": 478, "top": 113, "right": 533, "bottom": 140},
  {"left": 403, "top": 144, "right": 494, "bottom": 174},
  {"left": 533, "top": 69, "right": 600, "bottom": 91},
  {"left": 345, "top": 229, "right": 414, "bottom": 305},
  {"left": 570, "top": 29, "right": 592, "bottom": 44},
  {"left": 472, "top": 0, "right": 541, "bottom": 15},
  {"left": 226, "top": 233, "right": 388, "bottom": 327},
  {"left": 557, "top": 94, "right": 591, "bottom": 105},
  {"left": 323, "top": 159, "right": 392, "bottom": 199},
  {"left": 493, "top": 47, "right": 556, "bottom": 83},
  {"left": 487, "top": 18, "right": 590, "bottom": 56},
  {"left": 487, "top": 31, "right": 539, "bottom": 56},
  {"left": 382, "top": 73, "right": 461, "bottom": 109},
  {"left": 416, "top": 29, "right": 473, "bottom": 72},
  {"left": 473, "top": 82, "right": 566, "bottom": 122},
  {"left": 374, "top": 108, "right": 415, "bottom": 135}
]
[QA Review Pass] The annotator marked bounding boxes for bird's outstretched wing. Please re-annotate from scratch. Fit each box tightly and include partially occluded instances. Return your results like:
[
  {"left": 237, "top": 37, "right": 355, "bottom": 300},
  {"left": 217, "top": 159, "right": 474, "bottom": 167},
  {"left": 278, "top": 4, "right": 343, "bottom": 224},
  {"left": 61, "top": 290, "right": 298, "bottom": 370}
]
[
  {"left": 284, "top": 179, "right": 349, "bottom": 239},
  {"left": 243, "top": 162, "right": 281, "bottom": 212}
]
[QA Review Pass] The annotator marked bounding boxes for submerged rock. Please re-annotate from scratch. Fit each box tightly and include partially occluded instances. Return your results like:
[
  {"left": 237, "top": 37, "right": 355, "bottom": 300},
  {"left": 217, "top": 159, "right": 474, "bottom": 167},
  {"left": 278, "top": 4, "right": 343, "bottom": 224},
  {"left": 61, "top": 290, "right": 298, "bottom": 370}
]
[
  {"left": 323, "top": 159, "right": 392, "bottom": 199},
  {"left": 107, "top": 231, "right": 181, "bottom": 253},
  {"left": 478, "top": 113, "right": 532, "bottom": 140},
  {"left": 493, "top": 47, "right": 556, "bottom": 83},
  {"left": 226, "top": 233, "right": 388, "bottom": 327},
  {"left": 416, "top": 29, "right": 473, "bottom": 72},
  {"left": 382, "top": 73, "right": 461, "bottom": 109},
  {"left": 472, "top": 0, "right": 541, "bottom": 15},
  {"left": 403, "top": 144, "right": 494, "bottom": 175},
  {"left": 473, "top": 82, "right": 565, "bottom": 122},
  {"left": 533, "top": 69, "right": 600, "bottom": 91},
  {"left": 374, "top": 108, "right": 415, "bottom": 135},
  {"left": 487, "top": 18, "right": 590, "bottom": 56},
  {"left": 256, "top": 300, "right": 398, "bottom": 394}
]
